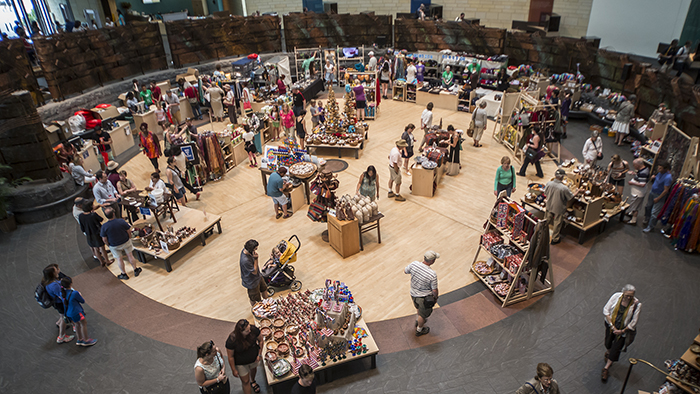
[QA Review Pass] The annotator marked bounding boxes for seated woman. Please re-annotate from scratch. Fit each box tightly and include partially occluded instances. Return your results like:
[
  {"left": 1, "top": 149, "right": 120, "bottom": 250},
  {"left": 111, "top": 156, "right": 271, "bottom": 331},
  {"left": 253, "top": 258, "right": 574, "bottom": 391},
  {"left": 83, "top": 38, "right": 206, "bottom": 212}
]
[
  {"left": 70, "top": 155, "right": 96, "bottom": 186},
  {"left": 441, "top": 65, "right": 454, "bottom": 88},
  {"left": 145, "top": 172, "right": 166, "bottom": 192}
]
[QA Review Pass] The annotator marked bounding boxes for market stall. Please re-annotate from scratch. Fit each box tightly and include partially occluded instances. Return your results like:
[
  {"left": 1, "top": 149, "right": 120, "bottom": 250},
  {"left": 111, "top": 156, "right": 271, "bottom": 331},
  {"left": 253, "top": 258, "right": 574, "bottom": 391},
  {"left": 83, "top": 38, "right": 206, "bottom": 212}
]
[
  {"left": 416, "top": 89, "right": 458, "bottom": 111},
  {"left": 130, "top": 206, "right": 222, "bottom": 272},
  {"left": 252, "top": 281, "right": 378, "bottom": 391},
  {"left": 471, "top": 195, "right": 553, "bottom": 307},
  {"left": 107, "top": 120, "right": 135, "bottom": 157}
]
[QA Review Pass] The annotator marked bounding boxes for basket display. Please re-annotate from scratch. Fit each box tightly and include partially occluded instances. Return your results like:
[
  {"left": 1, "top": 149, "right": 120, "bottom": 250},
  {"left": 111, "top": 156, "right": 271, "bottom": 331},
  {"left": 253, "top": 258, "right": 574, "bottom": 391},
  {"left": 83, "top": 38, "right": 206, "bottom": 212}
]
[
  {"left": 289, "top": 162, "right": 317, "bottom": 179},
  {"left": 472, "top": 260, "right": 494, "bottom": 276}
]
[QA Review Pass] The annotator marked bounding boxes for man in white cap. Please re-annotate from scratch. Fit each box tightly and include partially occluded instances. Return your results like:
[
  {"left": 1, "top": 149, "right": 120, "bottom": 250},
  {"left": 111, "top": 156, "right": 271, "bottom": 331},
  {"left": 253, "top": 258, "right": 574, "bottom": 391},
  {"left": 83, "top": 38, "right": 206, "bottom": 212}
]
[
  {"left": 366, "top": 51, "right": 377, "bottom": 72},
  {"left": 544, "top": 168, "right": 582, "bottom": 244},
  {"left": 404, "top": 251, "right": 440, "bottom": 336},
  {"left": 388, "top": 140, "right": 407, "bottom": 201}
]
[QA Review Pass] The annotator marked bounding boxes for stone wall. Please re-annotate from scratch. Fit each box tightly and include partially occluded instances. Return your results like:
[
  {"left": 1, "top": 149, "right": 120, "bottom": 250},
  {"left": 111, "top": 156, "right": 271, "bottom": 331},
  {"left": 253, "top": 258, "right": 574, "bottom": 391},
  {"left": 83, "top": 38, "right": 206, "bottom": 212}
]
[
  {"left": 33, "top": 22, "right": 167, "bottom": 100},
  {"left": 395, "top": 19, "right": 506, "bottom": 54},
  {"left": 0, "top": 40, "right": 43, "bottom": 106},
  {"left": 283, "top": 13, "right": 392, "bottom": 50},
  {"left": 165, "top": 15, "right": 281, "bottom": 68}
]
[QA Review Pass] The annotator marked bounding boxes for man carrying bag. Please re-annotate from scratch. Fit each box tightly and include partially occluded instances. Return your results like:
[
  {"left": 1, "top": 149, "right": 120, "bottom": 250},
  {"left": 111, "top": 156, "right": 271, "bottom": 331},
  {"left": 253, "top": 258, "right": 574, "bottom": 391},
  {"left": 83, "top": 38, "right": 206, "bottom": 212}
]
[{"left": 404, "top": 251, "right": 440, "bottom": 337}]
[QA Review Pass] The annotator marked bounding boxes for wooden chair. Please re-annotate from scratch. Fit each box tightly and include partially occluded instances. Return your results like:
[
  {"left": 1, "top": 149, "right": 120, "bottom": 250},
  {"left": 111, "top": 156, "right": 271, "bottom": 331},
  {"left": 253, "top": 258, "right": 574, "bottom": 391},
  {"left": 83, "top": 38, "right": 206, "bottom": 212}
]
[{"left": 359, "top": 213, "right": 384, "bottom": 251}]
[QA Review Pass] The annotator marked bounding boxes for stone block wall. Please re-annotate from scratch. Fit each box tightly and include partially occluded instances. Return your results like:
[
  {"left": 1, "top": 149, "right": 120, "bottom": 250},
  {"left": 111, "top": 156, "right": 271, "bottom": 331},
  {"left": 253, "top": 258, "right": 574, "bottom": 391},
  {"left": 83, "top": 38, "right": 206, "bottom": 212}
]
[
  {"left": 33, "top": 22, "right": 167, "bottom": 100},
  {"left": 395, "top": 19, "right": 506, "bottom": 54},
  {"left": 283, "top": 13, "right": 392, "bottom": 49},
  {"left": 0, "top": 40, "right": 43, "bottom": 105}
]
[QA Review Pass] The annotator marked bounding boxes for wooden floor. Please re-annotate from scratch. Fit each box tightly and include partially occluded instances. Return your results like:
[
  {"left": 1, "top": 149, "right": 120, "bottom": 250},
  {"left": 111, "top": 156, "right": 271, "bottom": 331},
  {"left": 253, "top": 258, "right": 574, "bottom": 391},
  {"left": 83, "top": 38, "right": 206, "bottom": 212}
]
[{"left": 110, "top": 93, "right": 560, "bottom": 323}]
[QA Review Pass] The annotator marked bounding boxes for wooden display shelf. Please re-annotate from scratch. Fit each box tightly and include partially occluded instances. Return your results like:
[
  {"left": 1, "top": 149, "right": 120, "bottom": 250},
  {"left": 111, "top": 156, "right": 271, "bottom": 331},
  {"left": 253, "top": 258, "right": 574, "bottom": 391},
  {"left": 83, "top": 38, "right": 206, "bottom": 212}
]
[
  {"left": 471, "top": 195, "right": 553, "bottom": 307},
  {"left": 664, "top": 333, "right": 700, "bottom": 394},
  {"left": 132, "top": 206, "right": 222, "bottom": 272},
  {"left": 410, "top": 163, "right": 444, "bottom": 197},
  {"left": 392, "top": 84, "right": 405, "bottom": 102},
  {"left": 307, "top": 140, "right": 365, "bottom": 159},
  {"left": 416, "top": 90, "right": 457, "bottom": 111},
  {"left": 232, "top": 140, "right": 247, "bottom": 166},
  {"left": 406, "top": 83, "right": 417, "bottom": 103},
  {"left": 262, "top": 317, "right": 378, "bottom": 387},
  {"left": 520, "top": 196, "right": 606, "bottom": 244}
]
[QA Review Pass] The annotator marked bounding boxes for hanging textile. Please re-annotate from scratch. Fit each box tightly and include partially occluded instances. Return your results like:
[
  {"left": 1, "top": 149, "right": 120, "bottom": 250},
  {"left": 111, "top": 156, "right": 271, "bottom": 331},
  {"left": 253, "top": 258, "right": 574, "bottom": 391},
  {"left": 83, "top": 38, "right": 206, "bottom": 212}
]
[
  {"left": 194, "top": 133, "right": 225, "bottom": 180},
  {"left": 656, "top": 179, "right": 700, "bottom": 252}
]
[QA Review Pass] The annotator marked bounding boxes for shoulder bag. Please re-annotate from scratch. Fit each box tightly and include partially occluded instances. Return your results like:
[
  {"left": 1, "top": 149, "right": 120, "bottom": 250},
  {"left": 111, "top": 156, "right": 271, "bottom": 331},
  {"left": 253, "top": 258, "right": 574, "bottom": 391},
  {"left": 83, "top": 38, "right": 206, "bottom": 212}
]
[
  {"left": 467, "top": 110, "right": 476, "bottom": 137},
  {"left": 594, "top": 140, "right": 603, "bottom": 160},
  {"left": 525, "top": 382, "right": 541, "bottom": 394}
]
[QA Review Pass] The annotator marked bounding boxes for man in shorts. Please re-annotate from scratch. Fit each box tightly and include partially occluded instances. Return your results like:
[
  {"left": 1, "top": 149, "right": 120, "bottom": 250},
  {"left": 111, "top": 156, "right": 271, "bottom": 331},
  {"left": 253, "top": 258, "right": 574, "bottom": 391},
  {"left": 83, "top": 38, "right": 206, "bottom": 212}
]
[
  {"left": 240, "top": 239, "right": 268, "bottom": 305},
  {"left": 388, "top": 140, "right": 407, "bottom": 201},
  {"left": 267, "top": 166, "right": 291, "bottom": 219},
  {"left": 404, "top": 251, "right": 440, "bottom": 336},
  {"left": 100, "top": 207, "right": 141, "bottom": 280}
]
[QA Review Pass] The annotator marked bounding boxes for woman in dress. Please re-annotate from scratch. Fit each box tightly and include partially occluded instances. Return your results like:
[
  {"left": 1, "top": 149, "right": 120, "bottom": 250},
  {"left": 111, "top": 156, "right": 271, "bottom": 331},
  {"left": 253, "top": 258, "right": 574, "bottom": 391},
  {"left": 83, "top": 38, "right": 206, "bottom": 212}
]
[
  {"left": 606, "top": 154, "right": 629, "bottom": 195},
  {"left": 138, "top": 122, "right": 161, "bottom": 172},
  {"left": 241, "top": 81, "right": 253, "bottom": 118},
  {"left": 582, "top": 130, "right": 603, "bottom": 166},
  {"left": 352, "top": 77, "right": 366, "bottom": 121},
  {"left": 494, "top": 156, "right": 516, "bottom": 197},
  {"left": 280, "top": 103, "right": 295, "bottom": 140},
  {"left": 472, "top": 101, "right": 488, "bottom": 147},
  {"left": 242, "top": 126, "right": 257, "bottom": 168},
  {"left": 602, "top": 284, "right": 641, "bottom": 382},
  {"left": 195, "top": 340, "right": 229, "bottom": 394},
  {"left": 612, "top": 95, "right": 636, "bottom": 146},
  {"left": 517, "top": 126, "right": 544, "bottom": 178},
  {"left": 446, "top": 125, "right": 462, "bottom": 176},
  {"left": 70, "top": 155, "right": 96, "bottom": 186},
  {"left": 400, "top": 123, "right": 415, "bottom": 174},
  {"left": 515, "top": 363, "right": 560, "bottom": 394},
  {"left": 208, "top": 84, "right": 225, "bottom": 122},
  {"left": 269, "top": 104, "right": 280, "bottom": 141},
  {"left": 61, "top": 276, "right": 97, "bottom": 346},
  {"left": 356, "top": 165, "right": 379, "bottom": 202},
  {"left": 225, "top": 319, "right": 263, "bottom": 394},
  {"left": 78, "top": 199, "right": 111, "bottom": 267}
]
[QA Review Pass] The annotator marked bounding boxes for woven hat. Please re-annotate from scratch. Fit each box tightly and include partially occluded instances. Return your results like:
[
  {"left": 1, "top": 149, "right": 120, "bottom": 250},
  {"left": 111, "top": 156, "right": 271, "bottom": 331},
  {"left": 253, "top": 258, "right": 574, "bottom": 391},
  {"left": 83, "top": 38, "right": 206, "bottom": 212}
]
[
  {"left": 424, "top": 251, "right": 440, "bottom": 261},
  {"left": 107, "top": 161, "right": 119, "bottom": 171},
  {"left": 396, "top": 139, "right": 408, "bottom": 147}
]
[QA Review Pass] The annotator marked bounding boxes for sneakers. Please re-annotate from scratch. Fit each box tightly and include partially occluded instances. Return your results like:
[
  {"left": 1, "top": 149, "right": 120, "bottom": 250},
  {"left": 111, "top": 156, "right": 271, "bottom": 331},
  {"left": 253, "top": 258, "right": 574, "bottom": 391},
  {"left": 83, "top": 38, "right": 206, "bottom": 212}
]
[
  {"left": 134, "top": 267, "right": 142, "bottom": 277},
  {"left": 388, "top": 191, "right": 396, "bottom": 198},
  {"left": 642, "top": 227, "right": 652, "bottom": 233},
  {"left": 394, "top": 195, "right": 406, "bottom": 202},
  {"left": 77, "top": 339, "right": 97, "bottom": 347},
  {"left": 415, "top": 326, "right": 430, "bottom": 337},
  {"left": 118, "top": 273, "right": 129, "bottom": 280},
  {"left": 661, "top": 229, "right": 671, "bottom": 238},
  {"left": 57, "top": 334, "right": 75, "bottom": 344}
]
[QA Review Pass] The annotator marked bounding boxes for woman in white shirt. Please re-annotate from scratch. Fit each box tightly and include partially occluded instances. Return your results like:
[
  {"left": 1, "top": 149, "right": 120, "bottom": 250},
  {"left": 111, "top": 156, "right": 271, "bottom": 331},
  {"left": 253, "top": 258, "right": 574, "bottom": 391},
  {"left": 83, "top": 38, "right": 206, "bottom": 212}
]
[
  {"left": 242, "top": 126, "right": 257, "bottom": 168},
  {"left": 602, "top": 284, "right": 641, "bottom": 381},
  {"left": 70, "top": 156, "right": 96, "bottom": 186},
  {"left": 582, "top": 130, "right": 603, "bottom": 165},
  {"left": 194, "top": 341, "right": 228, "bottom": 394},
  {"left": 145, "top": 172, "right": 166, "bottom": 191}
]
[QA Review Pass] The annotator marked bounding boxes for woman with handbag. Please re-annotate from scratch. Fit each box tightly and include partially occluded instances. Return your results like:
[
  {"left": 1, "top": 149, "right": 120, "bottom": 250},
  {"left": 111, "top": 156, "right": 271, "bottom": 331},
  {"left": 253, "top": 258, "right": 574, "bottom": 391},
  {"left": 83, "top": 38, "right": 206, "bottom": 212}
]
[
  {"left": 400, "top": 123, "right": 416, "bottom": 174},
  {"left": 606, "top": 155, "right": 629, "bottom": 195},
  {"left": 446, "top": 125, "right": 462, "bottom": 176},
  {"left": 517, "top": 126, "right": 544, "bottom": 178},
  {"left": 602, "top": 284, "right": 641, "bottom": 382},
  {"left": 472, "top": 101, "right": 488, "bottom": 147},
  {"left": 195, "top": 340, "right": 229, "bottom": 394},
  {"left": 494, "top": 156, "right": 516, "bottom": 197},
  {"left": 226, "top": 319, "right": 263, "bottom": 394},
  {"left": 582, "top": 130, "right": 603, "bottom": 166}
]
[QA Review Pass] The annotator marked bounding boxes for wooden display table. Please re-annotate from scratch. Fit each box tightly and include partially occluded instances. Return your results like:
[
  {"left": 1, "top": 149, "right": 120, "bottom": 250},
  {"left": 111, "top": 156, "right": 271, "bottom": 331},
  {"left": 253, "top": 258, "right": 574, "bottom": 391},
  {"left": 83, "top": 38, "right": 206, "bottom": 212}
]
[
  {"left": 133, "top": 109, "right": 160, "bottom": 139},
  {"left": 416, "top": 90, "right": 458, "bottom": 111},
  {"left": 109, "top": 121, "right": 135, "bottom": 156},
  {"left": 410, "top": 163, "right": 444, "bottom": 197},
  {"left": 131, "top": 206, "right": 222, "bottom": 272},
  {"left": 259, "top": 168, "right": 314, "bottom": 205},
  {"left": 521, "top": 197, "right": 605, "bottom": 244},
  {"left": 327, "top": 215, "right": 360, "bottom": 258},
  {"left": 179, "top": 97, "right": 194, "bottom": 122},
  {"left": 79, "top": 140, "right": 101, "bottom": 173},
  {"left": 262, "top": 317, "right": 378, "bottom": 390},
  {"left": 119, "top": 191, "right": 176, "bottom": 232},
  {"left": 306, "top": 141, "right": 365, "bottom": 159}
]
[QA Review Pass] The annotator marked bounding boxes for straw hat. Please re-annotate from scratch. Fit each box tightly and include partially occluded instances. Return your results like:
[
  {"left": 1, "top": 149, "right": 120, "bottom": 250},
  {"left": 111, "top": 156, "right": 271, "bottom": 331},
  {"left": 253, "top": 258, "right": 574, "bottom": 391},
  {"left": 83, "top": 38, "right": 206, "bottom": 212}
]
[{"left": 107, "top": 161, "right": 119, "bottom": 171}]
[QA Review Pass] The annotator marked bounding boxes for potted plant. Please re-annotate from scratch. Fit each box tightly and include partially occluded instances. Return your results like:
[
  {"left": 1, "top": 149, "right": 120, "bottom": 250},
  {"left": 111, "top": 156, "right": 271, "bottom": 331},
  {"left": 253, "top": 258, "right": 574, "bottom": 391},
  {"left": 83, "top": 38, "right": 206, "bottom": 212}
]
[{"left": 0, "top": 165, "right": 31, "bottom": 233}]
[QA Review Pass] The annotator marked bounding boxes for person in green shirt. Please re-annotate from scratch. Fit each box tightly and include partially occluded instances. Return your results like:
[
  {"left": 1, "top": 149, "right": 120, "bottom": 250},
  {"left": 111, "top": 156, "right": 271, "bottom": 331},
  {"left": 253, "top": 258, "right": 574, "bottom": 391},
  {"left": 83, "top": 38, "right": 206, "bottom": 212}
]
[
  {"left": 494, "top": 156, "right": 516, "bottom": 197},
  {"left": 302, "top": 51, "right": 317, "bottom": 80},
  {"left": 441, "top": 65, "right": 454, "bottom": 88},
  {"left": 139, "top": 85, "right": 153, "bottom": 108}
]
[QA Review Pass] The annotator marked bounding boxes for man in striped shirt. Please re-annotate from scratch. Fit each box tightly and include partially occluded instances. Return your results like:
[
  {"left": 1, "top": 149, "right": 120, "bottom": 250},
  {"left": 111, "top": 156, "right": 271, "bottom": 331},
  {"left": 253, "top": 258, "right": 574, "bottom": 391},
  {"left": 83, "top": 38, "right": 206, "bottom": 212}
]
[{"left": 404, "top": 251, "right": 440, "bottom": 336}]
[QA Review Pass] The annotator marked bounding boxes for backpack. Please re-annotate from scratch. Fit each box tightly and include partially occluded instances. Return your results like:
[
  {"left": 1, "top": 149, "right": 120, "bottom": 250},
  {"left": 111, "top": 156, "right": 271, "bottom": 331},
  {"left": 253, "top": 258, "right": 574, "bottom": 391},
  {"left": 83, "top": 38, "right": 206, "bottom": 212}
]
[{"left": 35, "top": 283, "right": 54, "bottom": 309}]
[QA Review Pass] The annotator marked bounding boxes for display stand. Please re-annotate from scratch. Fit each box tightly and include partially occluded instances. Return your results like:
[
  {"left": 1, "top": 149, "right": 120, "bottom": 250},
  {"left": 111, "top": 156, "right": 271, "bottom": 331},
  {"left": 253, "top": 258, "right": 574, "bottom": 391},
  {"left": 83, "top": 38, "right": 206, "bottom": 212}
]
[
  {"left": 108, "top": 121, "right": 135, "bottom": 157},
  {"left": 406, "top": 83, "right": 417, "bottom": 103},
  {"left": 502, "top": 93, "right": 560, "bottom": 164},
  {"left": 410, "top": 163, "right": 444, "bottom": 197},
  {"left": 336, "top": 45, "right": 365, "bottom": 86},
  {"left": 494, "top": 92, "right": 520, "bottom": 143},
  {"left": 392, "top": 84, "right": 405, "bottom": 102},
  {"left": 219, "top": 135, "right": 236, "bottom": 173},
  {"left": 78, "top": 140, "right": 101, "bottom": 173},
  {"left": 133, "top": 108, "right": 159, "bottom": 139},
  {"left": 471, "top": 195, "right": 553, "bottom": 307},
  {"left": 664, "top": 333, "right": 700, "bottom": 393},
  {"left": 232, "top": 140, "right": 247, "bottom": 166},
  {"left": 528, "top": 75, "right": 549, "bottom": 97},
  {"left": 294, "top": 47, "right": 322, "bottom": 82},
  {"left": 347, "top": 71, "right": 378, "bottom": 120},
  {"left": 654, "top": 125, "right": 700, "bottom": 179},
  {"left": 416, "top": 90, "right": 458, "bottom": 111},
  {"left": 327, "top": 214, "right": 360, "bottom": 258}
]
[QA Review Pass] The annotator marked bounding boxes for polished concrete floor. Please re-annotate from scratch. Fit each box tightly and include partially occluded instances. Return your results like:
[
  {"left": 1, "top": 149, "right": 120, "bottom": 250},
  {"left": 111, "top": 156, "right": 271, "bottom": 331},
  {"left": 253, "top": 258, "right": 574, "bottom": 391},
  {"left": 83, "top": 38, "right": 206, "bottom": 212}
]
[{"left": 2, "top": 121, "right": 698, "bottom": 394}]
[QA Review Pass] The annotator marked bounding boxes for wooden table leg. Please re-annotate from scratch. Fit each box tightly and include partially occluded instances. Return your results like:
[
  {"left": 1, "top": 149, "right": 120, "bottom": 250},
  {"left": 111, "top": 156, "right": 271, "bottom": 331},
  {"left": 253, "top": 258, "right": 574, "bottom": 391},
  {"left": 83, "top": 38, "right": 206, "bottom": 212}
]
[
  {"left": 164, "top": 259, "right": 172, "bottom": 272},
  {"left": 371, "top": 354, "right": 377, "bottom": 369},
  {"left": 578, "top": 231, "right": 585, "bottom": 244},
  {"left": 200, "top": 233, "right": 207, "bottom": 246},
  {"left": 260, "top": 170, "right": 268, "bottom": 194},
  {"left": 377, "top": 219, "right": 381, "bottom": 243},
  {"left": 337, "top": 148, "right": 342, "bottom": 158},
  {"left": 355, "top": 149, "right": 359, "bottom": 159},
  {"left": 359, "top": 226, "right": 364, "bottom": 251},
  {"left": 167, "top": 203, "right": 177, "bottom": 223},
  {"left": 152, "top": 208, "right": 164, "bottom": 231},
  {"left": 216, "top": 220, "right": 222, "bottom": 234}
]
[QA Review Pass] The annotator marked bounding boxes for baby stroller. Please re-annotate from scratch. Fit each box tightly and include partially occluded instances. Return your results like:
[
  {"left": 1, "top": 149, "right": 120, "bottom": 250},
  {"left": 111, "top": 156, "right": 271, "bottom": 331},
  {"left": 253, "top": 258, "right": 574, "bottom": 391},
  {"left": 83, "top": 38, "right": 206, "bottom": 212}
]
[{"left": 261, "top": 235, "right": 302, "bottom": 296}]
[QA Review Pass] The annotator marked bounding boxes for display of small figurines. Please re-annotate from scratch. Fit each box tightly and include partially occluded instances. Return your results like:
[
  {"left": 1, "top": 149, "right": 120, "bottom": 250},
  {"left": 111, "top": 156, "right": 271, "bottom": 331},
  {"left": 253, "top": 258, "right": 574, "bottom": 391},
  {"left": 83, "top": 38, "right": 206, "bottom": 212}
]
[{"left": 307, "top": 170, "right": 339, "bottom": 222}]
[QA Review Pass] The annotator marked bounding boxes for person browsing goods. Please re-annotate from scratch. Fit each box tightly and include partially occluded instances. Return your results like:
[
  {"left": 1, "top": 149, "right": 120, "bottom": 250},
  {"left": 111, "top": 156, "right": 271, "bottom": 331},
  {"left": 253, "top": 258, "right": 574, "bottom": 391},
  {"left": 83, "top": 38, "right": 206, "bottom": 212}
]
[{"left": 544, "top": 169, "right": 583, "bottom": 244}]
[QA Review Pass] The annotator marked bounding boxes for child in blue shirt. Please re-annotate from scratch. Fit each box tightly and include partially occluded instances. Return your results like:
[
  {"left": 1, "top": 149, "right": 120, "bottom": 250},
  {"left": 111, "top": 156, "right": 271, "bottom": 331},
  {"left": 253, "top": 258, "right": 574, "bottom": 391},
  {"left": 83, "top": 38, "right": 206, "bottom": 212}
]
[{"left": 61, "top": 277, "right": 97, "bottom": 346}]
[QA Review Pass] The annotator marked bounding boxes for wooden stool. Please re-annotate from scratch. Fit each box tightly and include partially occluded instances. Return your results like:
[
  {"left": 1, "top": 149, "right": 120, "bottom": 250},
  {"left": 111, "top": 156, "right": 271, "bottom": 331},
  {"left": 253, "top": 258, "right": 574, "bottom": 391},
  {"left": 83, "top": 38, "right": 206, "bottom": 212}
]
[{"left": 359, "top": 213, "right": 384, "bottom": 251}]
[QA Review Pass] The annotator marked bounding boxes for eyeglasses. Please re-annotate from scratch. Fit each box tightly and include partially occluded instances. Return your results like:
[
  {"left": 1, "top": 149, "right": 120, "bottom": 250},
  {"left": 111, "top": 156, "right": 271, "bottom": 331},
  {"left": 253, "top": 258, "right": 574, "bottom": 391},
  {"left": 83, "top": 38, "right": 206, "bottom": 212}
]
[{"left": 540, "top": 377, "right": 552, "bottom": 384}]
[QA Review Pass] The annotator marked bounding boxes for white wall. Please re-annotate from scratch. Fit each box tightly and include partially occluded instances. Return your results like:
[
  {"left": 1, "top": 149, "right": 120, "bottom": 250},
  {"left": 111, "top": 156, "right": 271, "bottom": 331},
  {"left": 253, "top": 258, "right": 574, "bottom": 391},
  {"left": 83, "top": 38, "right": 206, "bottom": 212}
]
[{"left": 586, "top": 0, "right": 691, "bottom": 57}]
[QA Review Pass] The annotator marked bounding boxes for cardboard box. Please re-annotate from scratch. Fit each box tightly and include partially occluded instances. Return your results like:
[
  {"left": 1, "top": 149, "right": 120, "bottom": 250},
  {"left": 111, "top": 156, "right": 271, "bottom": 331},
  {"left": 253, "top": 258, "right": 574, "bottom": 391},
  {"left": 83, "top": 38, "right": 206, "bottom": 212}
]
[{"left": 91, "top": 105, "right": 120, "bottom": 120}]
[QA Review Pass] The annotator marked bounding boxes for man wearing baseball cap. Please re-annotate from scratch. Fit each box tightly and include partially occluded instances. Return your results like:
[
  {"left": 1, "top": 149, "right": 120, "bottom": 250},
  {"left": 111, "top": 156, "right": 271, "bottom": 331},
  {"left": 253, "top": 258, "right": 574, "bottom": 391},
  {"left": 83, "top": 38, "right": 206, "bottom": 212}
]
[
  {"left": 404, "top": 251, "right": 440, "bottom": 336},
  {"left": 544, "top": 168, "right": 583, "bottom": 244},
  {"left": 389, "top": 140, "right": 408, "bottom": 201}
]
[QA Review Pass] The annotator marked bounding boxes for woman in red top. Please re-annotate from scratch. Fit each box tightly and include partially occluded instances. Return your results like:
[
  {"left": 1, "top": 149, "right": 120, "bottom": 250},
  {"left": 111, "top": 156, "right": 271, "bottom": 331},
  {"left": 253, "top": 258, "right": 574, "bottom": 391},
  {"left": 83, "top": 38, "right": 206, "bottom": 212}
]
[
  {"left": 138, "top": 122, "right": 161, "bottom": 171},
  {"left": 150, "top": 82, "right": 162, "bottom": 106},
  {"left": 277, "top": 74, "right": 287, "bottom": 95}
]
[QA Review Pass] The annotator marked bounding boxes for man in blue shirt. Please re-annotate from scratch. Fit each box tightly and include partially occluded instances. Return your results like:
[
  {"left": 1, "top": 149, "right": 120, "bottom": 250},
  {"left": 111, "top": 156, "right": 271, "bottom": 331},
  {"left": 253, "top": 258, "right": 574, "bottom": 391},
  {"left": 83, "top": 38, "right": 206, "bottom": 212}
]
[
  {"left": 100, "top": 207, "right": 142, "bottom": 280},
  {"left": 267, "top": 167, "right": 291, "bottom": 219},
  {"left": 643, "top": 161, "right": 674, "bottom": 233}
]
